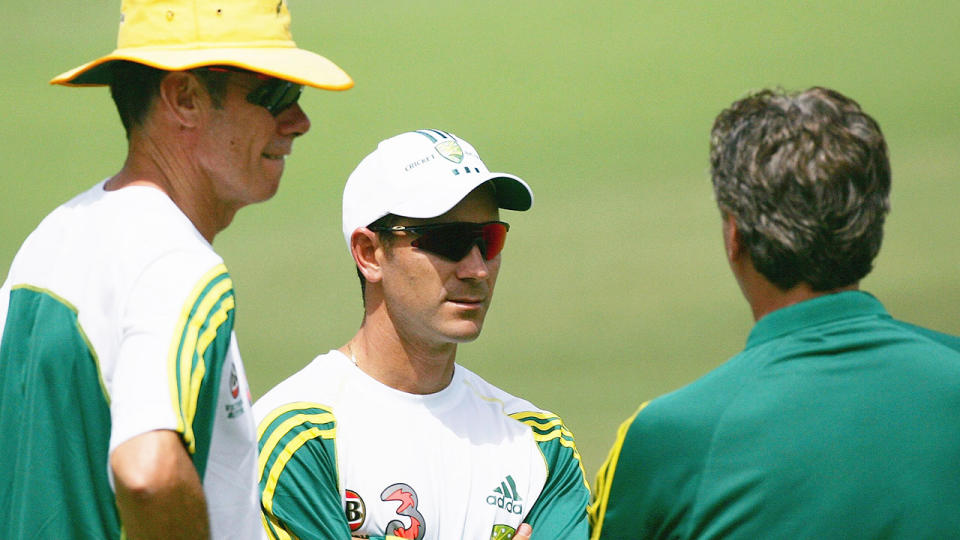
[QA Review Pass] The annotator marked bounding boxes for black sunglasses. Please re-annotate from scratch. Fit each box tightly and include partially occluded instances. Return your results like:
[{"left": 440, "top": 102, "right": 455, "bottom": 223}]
[
  {"left": 369, "top": 221, "right": 510, "bottom": 262},
  {"left": 199, "top": 66, "right": 303, "bottom": 116}
]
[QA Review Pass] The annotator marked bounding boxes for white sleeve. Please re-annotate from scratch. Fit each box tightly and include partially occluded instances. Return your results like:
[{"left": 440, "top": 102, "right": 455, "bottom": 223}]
[{"left": 109, "top": 250, "right": 232, "bottom": 454}]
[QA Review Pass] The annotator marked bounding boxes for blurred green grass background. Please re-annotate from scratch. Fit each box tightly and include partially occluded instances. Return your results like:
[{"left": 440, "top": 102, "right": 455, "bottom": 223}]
[{"left": 2, "top": 1, "right": 958, "bottom": 477}]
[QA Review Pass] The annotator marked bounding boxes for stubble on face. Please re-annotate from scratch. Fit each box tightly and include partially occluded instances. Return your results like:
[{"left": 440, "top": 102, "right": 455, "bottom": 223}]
[
  {"left": 379, "top": 187, "right": 502, "bottom": 348},
  {"left": 197, "top": 73, "right": 297, "bottom": 213}
]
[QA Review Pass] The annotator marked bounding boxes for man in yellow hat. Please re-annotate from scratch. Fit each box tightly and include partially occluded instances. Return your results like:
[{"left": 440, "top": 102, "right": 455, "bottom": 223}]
[{"left": 0, "top": 1, "right": 351, "bottom": 538}]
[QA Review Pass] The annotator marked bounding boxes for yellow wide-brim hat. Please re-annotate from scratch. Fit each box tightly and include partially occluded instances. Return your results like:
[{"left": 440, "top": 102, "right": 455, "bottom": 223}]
[{"left": 51, "top": 0, "right": 353, "bottom": 90}]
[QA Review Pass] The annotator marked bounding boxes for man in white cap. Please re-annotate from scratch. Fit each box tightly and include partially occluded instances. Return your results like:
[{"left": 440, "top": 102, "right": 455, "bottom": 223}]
[
  {"left": 254, "top": 129, "right": 591, "bottom": 540},
  {"left": 0, "top": 1, "right": 351, "bottom": 538}
]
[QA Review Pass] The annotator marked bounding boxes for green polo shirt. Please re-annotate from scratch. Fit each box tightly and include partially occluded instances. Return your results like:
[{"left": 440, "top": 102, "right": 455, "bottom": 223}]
[{"left": 590, "top": 291, "right": 960, "bottom": 539}]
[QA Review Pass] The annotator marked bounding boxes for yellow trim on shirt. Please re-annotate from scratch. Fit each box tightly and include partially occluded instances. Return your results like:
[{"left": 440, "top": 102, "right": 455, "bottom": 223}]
[
  {"left": 257, "top": 409, "right": 335, "bottom": 482},
  {"left": 589, "top": 401, "right": 649, "bottom": 540},
  {"left": 261, "top": 425, "right": 336, "bottom": 515},
  {"left": 166, "top": 264, "right": 233, "bottom": 454},
  {"left": 262, "top": 512, "right": 293, "bottom": 540},
  {"left": 511, "top": 410, "right": 590, "bottom": 491}
]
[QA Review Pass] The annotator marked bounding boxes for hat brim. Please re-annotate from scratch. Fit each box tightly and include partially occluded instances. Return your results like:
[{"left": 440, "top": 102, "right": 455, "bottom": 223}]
[
  {"left": 390, "top": 173, "right": 533, "bottom": 220},
  {"left": 50, "top": 46, "right": 353, "bottom": 90},
  {"left": 490, "top": 174, "right": 533, "bottom": 212}
]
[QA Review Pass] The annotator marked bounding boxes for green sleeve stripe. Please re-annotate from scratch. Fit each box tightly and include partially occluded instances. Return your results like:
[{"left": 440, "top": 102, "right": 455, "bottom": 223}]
[
  {"left": 529, "top": 425, "right": 576, "bottom": 441},
  {"left": 174, "top": 288, "right": 234, "bottom": 455},
  {"left": 256, "top": 402, "right": 338, "bottom": 524},
  {"left": 257, "top": 404, "right": 336, "bottom": 483},
  {"left": 167, "top": 264, "right": 235, "bottom": 455},
  {"left": 184, "top": 295, "right": 235, "bottom": 479},
  {"left": 509, "top": 411, "right": 577, "bottom": 444},
  {"left": 257, "top": 401, "right": 336, "bottom": 441},
  {"left": 509, "top": 411, "right": 562, "bottom": 425},
  {"left": 531, "top": 428, "right": 577, "bottom": 447},
  {"left": 511, "top": 410, "right": 590, "bottom": 492},
  {"left": 260, "top": 424, "right": 336, "bottom": 516},
  {"left": 514, "top": 409, "right": 592, "bottom": 537},
  {"left": 588, "top": 401, "right": 649, "bottom": 540}
]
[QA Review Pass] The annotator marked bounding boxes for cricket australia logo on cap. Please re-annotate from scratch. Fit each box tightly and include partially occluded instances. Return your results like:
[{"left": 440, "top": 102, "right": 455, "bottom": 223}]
[
  {"left": 412, "top": 129, "right": 464, "bottom": 163},
  {"left": 436, "top": 139, "right": 464, "bottom": 163}
]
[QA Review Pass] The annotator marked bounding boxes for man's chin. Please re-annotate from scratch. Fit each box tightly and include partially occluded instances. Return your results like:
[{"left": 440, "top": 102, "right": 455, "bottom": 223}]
[
  {"left": 252, "top": 177, "right": 281, "bottom": 203},
  {"left": 444, "top": 323, "right": 484, "bottom": 344}
]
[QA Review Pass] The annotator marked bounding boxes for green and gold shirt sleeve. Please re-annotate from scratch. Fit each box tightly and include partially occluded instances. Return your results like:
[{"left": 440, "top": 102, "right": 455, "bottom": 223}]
[
  {"left": 257, "top": 402, "right": 348, "bottom": 540},
  {"left": 511, "top": 411, "right": 591, "bottom": 539},
  {"left": 0, "top": 286, "right": 120, "bottom": 538},
  {"left": 167, "top": 264, "right": 236, "bottom": 476},
  {"left": 588, "top": 403, "right": 647, "bottom": 540}
]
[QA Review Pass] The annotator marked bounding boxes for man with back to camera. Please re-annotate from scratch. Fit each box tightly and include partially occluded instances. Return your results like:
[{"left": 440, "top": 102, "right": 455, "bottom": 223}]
[
  {"left": 0, "top": 0, "right": 352, "bottom": 538},
  {"left": 588, "top": 87, "right": 960, "bottom": 539},
  {"left": 254, "top": 129, "right": 590, "bottom": 539}
]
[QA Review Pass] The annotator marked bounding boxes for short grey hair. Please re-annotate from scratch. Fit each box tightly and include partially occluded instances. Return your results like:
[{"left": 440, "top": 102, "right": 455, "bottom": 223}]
[{"left": 710, "top": 87, "right": 891, "bottom": 291}]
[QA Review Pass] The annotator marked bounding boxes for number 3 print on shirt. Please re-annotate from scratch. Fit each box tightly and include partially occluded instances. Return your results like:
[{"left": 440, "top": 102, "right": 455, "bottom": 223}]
[{"left": 380, "top": 483, "right": 425, "bottom": 540}]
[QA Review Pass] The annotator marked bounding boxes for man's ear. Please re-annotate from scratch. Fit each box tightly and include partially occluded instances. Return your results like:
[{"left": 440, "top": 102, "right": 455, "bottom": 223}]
[
  {"left": 156, "top": 71, "right": 207, "bottom": 129},
  {"left": 723, "top": 213, "right": 743, "bottom": 264},
  {"left": 352, "top": 228, "right": 383, "bottom": 284}
]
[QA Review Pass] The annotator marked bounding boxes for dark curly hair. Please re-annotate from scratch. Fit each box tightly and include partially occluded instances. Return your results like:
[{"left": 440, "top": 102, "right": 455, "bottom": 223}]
[{"left": 710, "top": 87, "right": 891, "bottom": 291}]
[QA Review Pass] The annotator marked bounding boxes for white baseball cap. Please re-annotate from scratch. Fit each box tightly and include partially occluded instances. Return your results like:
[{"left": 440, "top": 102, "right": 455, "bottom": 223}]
[{"left": 342, "top": 129, "right": 534, "bottom": 249}]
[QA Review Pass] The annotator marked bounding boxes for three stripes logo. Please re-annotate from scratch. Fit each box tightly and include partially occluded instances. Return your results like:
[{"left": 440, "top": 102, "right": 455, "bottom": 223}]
[{"left": 485, "top": 475, "right": 523, "bottom": 515}]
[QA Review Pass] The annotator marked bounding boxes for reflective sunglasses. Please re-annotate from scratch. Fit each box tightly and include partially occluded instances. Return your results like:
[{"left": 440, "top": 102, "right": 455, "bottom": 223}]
[
  {"left": 200, "top": 66, "right": 303, "bottom": 116},
  {"left": 369, "top": 221, "right": 510, "bottom": 261}
]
